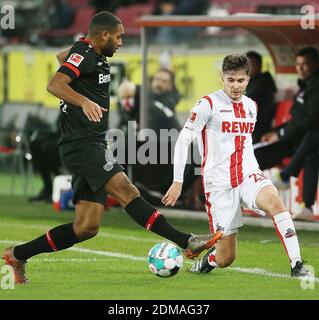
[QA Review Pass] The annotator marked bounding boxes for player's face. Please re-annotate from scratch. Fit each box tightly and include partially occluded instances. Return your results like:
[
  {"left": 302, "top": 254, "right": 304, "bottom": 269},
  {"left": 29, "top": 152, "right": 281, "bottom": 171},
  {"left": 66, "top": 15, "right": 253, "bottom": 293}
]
[
  {"left": 295, "top": 55, "right": 317, "bottom": 80},
  {"left": 102, "top": 24, "right": 124, "bottom": 57},
  {"left": 151, "top": 71, "right": 173, "bottom": 95},
  {"left": 222, "top": 70, "right": 250, "bottom": 101}
]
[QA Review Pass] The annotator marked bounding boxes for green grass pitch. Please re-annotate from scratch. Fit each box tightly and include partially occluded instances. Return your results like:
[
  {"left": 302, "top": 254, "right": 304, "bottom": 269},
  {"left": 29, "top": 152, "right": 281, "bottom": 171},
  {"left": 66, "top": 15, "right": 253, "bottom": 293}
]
[{"left": 0, "top": 195, "right": 318, "bottom": 300}]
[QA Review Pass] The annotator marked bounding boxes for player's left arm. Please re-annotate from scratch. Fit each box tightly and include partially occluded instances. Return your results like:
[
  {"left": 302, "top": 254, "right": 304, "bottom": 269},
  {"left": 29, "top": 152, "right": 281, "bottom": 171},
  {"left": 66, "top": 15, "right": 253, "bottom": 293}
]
[{"left": 56, "top": 46, "right": 72, "bottom": 66}]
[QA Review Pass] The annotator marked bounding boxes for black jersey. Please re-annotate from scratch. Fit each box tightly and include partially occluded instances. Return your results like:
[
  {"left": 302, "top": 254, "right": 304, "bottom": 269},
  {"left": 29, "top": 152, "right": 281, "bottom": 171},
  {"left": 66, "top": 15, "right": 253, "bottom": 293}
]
[{"left": 57, "top": 39, "right": 110, "bottom": 146}]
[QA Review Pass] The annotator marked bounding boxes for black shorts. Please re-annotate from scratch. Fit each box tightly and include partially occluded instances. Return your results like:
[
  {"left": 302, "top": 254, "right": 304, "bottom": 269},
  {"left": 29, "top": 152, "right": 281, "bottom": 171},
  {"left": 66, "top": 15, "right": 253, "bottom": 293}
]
[{"left": 60, "top": 141, "right": 124, "bottom": 206}]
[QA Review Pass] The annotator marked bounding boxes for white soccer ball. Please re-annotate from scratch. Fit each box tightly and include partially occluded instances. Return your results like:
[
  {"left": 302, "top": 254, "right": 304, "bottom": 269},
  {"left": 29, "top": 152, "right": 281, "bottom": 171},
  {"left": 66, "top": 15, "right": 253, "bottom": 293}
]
[{"left": 147, "top": 242, "right": 183, "bottom": 278}]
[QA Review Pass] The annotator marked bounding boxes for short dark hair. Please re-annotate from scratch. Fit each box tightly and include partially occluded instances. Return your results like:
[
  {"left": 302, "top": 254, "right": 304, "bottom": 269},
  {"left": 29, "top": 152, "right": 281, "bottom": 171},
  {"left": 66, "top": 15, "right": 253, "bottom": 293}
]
[
  {"left": 157, "top": 68, "right": 176, "bottom": 87},
  {"left": 246, "top": 51, "right": 262, "bottom": 67},
  {"left": 222, "top": 54, "right": 251, "bottom": 75},
  {"left": 296, "top": 47, "right": 319, "bottom": 63},
  {"left": 88, "top": 11, "right": 122, "bottom": 35}
]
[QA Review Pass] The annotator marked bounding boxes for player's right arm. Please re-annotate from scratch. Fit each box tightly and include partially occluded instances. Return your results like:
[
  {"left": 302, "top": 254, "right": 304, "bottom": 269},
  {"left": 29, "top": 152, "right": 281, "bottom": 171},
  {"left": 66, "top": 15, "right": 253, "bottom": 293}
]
[
  {"left": 48, "top": 44, "right": 107, "bottom": 122},
  {"left": 47, "top": 72, "right": 107, "bottom": 122},
  {"left": 162, "top": 98, "right": 213, "bottom": 207},
  {"left": 56, "top": 46, "right": 72, "bottom": 66}
]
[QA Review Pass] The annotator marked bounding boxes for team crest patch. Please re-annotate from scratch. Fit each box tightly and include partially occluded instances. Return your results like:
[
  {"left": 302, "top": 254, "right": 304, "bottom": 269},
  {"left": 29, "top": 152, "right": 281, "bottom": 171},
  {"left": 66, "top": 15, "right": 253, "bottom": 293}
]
[
  {"left": 188, "top": 112, "right": 197, "bottom": 122},
  {"left": 67, "top": 53, "right": 84, "bottom": 67},
  {"left": 285, "top": 228, "right": 296, "bottom": 238}
]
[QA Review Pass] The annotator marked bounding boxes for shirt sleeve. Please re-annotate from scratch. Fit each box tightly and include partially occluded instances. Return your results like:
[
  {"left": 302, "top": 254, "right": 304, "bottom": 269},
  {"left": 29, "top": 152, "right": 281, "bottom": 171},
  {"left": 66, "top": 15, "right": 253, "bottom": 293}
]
[
  {"left": 173, "top": 127, "right": 198, "bottom": 182},
  {"left": 57, "top": 44, "right": 95, "bottom": 80},
  {"left": 183, "top": 98, "right": 213, "bottom": 133},
  {"left": 173, "top": 98, "right": 213, "bottom": 182}
]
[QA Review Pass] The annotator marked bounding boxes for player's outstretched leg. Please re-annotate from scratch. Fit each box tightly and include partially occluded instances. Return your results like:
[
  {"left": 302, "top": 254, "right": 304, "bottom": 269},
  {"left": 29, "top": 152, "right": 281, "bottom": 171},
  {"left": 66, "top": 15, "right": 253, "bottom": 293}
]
[
  {"left": 256, "top": 185, "right": 312, "bottom": 277},
  {"left": 190, "top": 233, "right": 236, "bottom": 273},
  {"left": 2, "top": 201, "right": 104, "bottom": 284},
  {"left": 105, "top": 172, "right": 222, "bottom": 259}
]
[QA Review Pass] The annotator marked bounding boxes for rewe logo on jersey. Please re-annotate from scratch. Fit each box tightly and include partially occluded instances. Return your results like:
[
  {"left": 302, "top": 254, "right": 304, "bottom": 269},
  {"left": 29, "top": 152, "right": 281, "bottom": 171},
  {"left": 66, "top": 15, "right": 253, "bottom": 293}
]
[
  {"left": 99, "top": 74, "right": 111, "bottom": 84},
  {"left": 221, "top": 121, "right": 254, "bottom": 134}
]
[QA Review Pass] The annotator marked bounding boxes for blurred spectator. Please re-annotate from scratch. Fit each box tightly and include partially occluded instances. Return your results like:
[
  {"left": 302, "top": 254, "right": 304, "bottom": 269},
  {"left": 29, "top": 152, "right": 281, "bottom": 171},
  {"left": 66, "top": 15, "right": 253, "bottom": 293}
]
[
  {"left": 246, "top": 51, "right": 277, "bottom": 143},
  {"left": 254, "top": 47, "right": 319, "bottom": 170},
  {"left": 47, "top": 0, "right": 74, "bottom": 29},
  {"left": 273, "top": 130, "right": 319, "bottom": 222},
  {"left": 117, "top": 80, "right": 140, "bottom": 133},
  {"left": 28, "top": 114, "right": 62, "bottom": 203},
  {"left": 148, "top": 68, "right": 181, "bottom": 134},
  {"left": 154, "top": 0, "right": 210, "bottom": 44}
]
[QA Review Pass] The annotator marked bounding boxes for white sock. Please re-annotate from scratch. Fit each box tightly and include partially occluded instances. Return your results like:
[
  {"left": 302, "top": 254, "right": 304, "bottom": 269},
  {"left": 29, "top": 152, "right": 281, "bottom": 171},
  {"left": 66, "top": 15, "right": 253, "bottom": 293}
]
[
  {"left": 208, "top": 248, "right": 219, "bottom": 268},
  {"left": 273, "top": 211, "right": 302, "bottom": 267}
]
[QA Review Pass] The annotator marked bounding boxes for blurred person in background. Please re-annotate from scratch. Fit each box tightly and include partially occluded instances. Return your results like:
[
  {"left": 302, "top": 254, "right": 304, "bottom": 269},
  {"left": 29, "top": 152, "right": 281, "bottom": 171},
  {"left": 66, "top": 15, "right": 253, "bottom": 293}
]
[
  {"left": 117, "top": 79, "right": 140, "bottom": 133},
  {"left": 246, "top": 51, "right": 277, "bottom": 143},
  {"left": 46, "top": 0, "right": 74, "bottom": 29},
  {"left": 272, "top": 129, "right": 319, "bottom": 222},
  {"left": 254, "top": 47, "right": 319, "bottom": 169},
  {"left": 28, "top": 114, "right": 62, "bottom": 203}
]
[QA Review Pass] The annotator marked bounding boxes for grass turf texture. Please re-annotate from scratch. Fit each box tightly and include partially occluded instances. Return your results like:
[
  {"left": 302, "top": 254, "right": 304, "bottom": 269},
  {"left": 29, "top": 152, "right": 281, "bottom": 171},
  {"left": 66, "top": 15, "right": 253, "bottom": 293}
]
[{"left": 0, "top": 195, "right": 318, "bottom": 300}]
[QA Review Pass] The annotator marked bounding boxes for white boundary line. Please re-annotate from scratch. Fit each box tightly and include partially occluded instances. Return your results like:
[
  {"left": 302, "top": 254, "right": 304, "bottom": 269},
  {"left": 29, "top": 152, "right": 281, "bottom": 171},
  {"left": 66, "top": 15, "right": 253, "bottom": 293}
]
[{"left": 0, "top": 239, "right": 318, "bottom": 282}]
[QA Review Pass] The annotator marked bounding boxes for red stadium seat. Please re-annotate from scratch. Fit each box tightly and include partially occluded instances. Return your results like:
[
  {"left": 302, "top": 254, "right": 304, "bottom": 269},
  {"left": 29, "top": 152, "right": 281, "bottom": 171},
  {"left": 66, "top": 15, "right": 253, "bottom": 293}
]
[
  {"left": 115, "top": 4, "right": 154, "bottom": 37},
  {"left": 272, "top": 100, "right": 293, "bottom": 166},
  {"left": 273, "top": 100, "right": 293, "bottom": 127}
]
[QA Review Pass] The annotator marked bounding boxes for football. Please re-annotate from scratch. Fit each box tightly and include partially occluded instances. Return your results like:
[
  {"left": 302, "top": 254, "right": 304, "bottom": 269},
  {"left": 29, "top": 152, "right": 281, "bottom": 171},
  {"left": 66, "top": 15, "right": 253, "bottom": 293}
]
[{"left": 147, "top": 242, "right": 184, "bottom": 278}]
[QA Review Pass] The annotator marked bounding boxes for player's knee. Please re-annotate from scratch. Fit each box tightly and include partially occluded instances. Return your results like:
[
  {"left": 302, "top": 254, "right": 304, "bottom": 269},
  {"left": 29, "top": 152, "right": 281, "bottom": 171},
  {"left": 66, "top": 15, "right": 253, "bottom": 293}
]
[
  {"left": 264, "top": 191, "right": 285, "bottom": 215},
  {"left": 115, "top": 182, "right": 140, "bottom": 207},
  {"left": 216, "top": 253, "right": 236, "bottom": 268},
  {"left": 74, "top": 223, "right": 99, "bottom": 241}
]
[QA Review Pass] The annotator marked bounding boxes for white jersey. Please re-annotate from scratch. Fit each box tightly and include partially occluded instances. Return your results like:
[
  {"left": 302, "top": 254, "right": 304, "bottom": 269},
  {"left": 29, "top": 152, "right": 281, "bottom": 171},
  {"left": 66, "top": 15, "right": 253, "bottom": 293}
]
[{"left": 174, "top": 89, "right": 260, "bottom": 192}]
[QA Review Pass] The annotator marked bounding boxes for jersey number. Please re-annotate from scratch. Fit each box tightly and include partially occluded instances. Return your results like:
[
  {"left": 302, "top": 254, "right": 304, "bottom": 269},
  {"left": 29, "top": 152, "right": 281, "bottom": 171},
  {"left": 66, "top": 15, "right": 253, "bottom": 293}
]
[{"left": 249, "top": 172, "right": 266, "bottom": 183}]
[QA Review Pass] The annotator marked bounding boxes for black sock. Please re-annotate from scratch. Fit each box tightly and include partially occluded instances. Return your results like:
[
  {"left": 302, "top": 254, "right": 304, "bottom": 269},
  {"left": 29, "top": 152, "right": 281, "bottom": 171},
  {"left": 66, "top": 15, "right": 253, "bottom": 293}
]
[
  {"left": 125, "top": 197, "right": 190, "bottom": 249},
  {"left": 14, "top": 223, "right": 79, "bottom": 261}
]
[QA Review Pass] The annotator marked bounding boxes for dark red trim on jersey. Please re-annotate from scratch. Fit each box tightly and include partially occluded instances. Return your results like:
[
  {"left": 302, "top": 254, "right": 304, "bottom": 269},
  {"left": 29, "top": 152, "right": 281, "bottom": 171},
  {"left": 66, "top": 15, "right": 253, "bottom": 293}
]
[
  {"left": 203, "top": 95, "right": 213, "bottom": 109},
  {"left": 46, "top": 230, "right": 58, "bottom": 251},
  {"left": 238, "top": 102, "right": 246, "bottom": 118},
  {"left": 63, "top": 62, "right": 80, "bottom": 77},
  {"left": 145, "top": 210, "right": 161, "bottom": 230},
  {"left": 237, "top": 136, "right": 246, "bottom": 185},
  {"left": 230, "top": 136, "right": 246, "bottom": 187},
  {"left": 230, "top": 150, "right": 238, "bottom": 187},
  {"left": 232, "top": 102, "right": 241, "bottom": 118},
  {"left": 79, "top": 37, "right": 91, "bottom": 45},
  {"left": 205, "top": 192, "right": 214, "bottom": 234}
]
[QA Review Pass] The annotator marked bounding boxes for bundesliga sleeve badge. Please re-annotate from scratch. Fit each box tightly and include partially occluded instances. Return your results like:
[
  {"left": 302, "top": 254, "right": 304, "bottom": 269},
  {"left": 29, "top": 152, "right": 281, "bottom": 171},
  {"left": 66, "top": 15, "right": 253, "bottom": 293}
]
[
  {"left": 188, "top": 112, "right": 197, "bottom": 122},
  {"left": 67, "top": 53, "right": 84, "bottom": 67}
]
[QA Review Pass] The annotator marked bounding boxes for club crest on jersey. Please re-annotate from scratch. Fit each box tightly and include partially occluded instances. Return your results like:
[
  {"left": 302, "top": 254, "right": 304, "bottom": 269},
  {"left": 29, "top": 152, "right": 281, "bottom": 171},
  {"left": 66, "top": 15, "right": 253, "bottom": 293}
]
[
  {"left": 285, "top": 228, "right": 296, "bottom": 238},
  {"left": 67, "top": 53, "right": 84, "bottom": 67},
  {"left": 188, "top": 112, "right": 197, "bottom": 122},
  {"left": 248, "top": 109, "right": 254, "bottom": 119}
]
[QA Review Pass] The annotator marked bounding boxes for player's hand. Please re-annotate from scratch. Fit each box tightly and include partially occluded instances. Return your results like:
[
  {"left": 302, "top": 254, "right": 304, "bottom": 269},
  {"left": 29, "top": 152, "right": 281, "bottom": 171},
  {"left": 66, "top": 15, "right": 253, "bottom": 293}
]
[
  {"left": 81, "top": 99, "right": 108, "bottom": 122},
  {"left": 261, "top": 132, "right": 279, "bottom": 144},
  {"left": 162, "top": 182, "right": 182, "bottom": 207}
]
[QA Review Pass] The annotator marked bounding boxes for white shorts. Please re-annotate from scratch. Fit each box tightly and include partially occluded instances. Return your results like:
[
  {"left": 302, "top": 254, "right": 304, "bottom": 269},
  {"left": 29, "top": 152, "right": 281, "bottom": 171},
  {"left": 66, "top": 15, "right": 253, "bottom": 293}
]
[{"left": 204, "top": 171, "right": 273, "bottom": 236}]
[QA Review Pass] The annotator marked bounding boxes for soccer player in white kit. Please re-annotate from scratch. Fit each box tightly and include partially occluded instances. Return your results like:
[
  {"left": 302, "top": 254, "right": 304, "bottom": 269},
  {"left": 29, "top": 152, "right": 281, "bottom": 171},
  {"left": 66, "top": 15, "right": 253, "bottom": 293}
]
[{"left": 162, "top": 54, "right": 310, "bottom": 277}]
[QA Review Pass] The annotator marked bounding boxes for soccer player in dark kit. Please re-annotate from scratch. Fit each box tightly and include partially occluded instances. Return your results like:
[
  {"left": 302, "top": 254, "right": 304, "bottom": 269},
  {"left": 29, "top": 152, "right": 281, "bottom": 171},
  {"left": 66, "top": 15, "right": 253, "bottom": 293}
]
[{"left": 2, "top": 11, "right": 221, "bottom": 284}]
